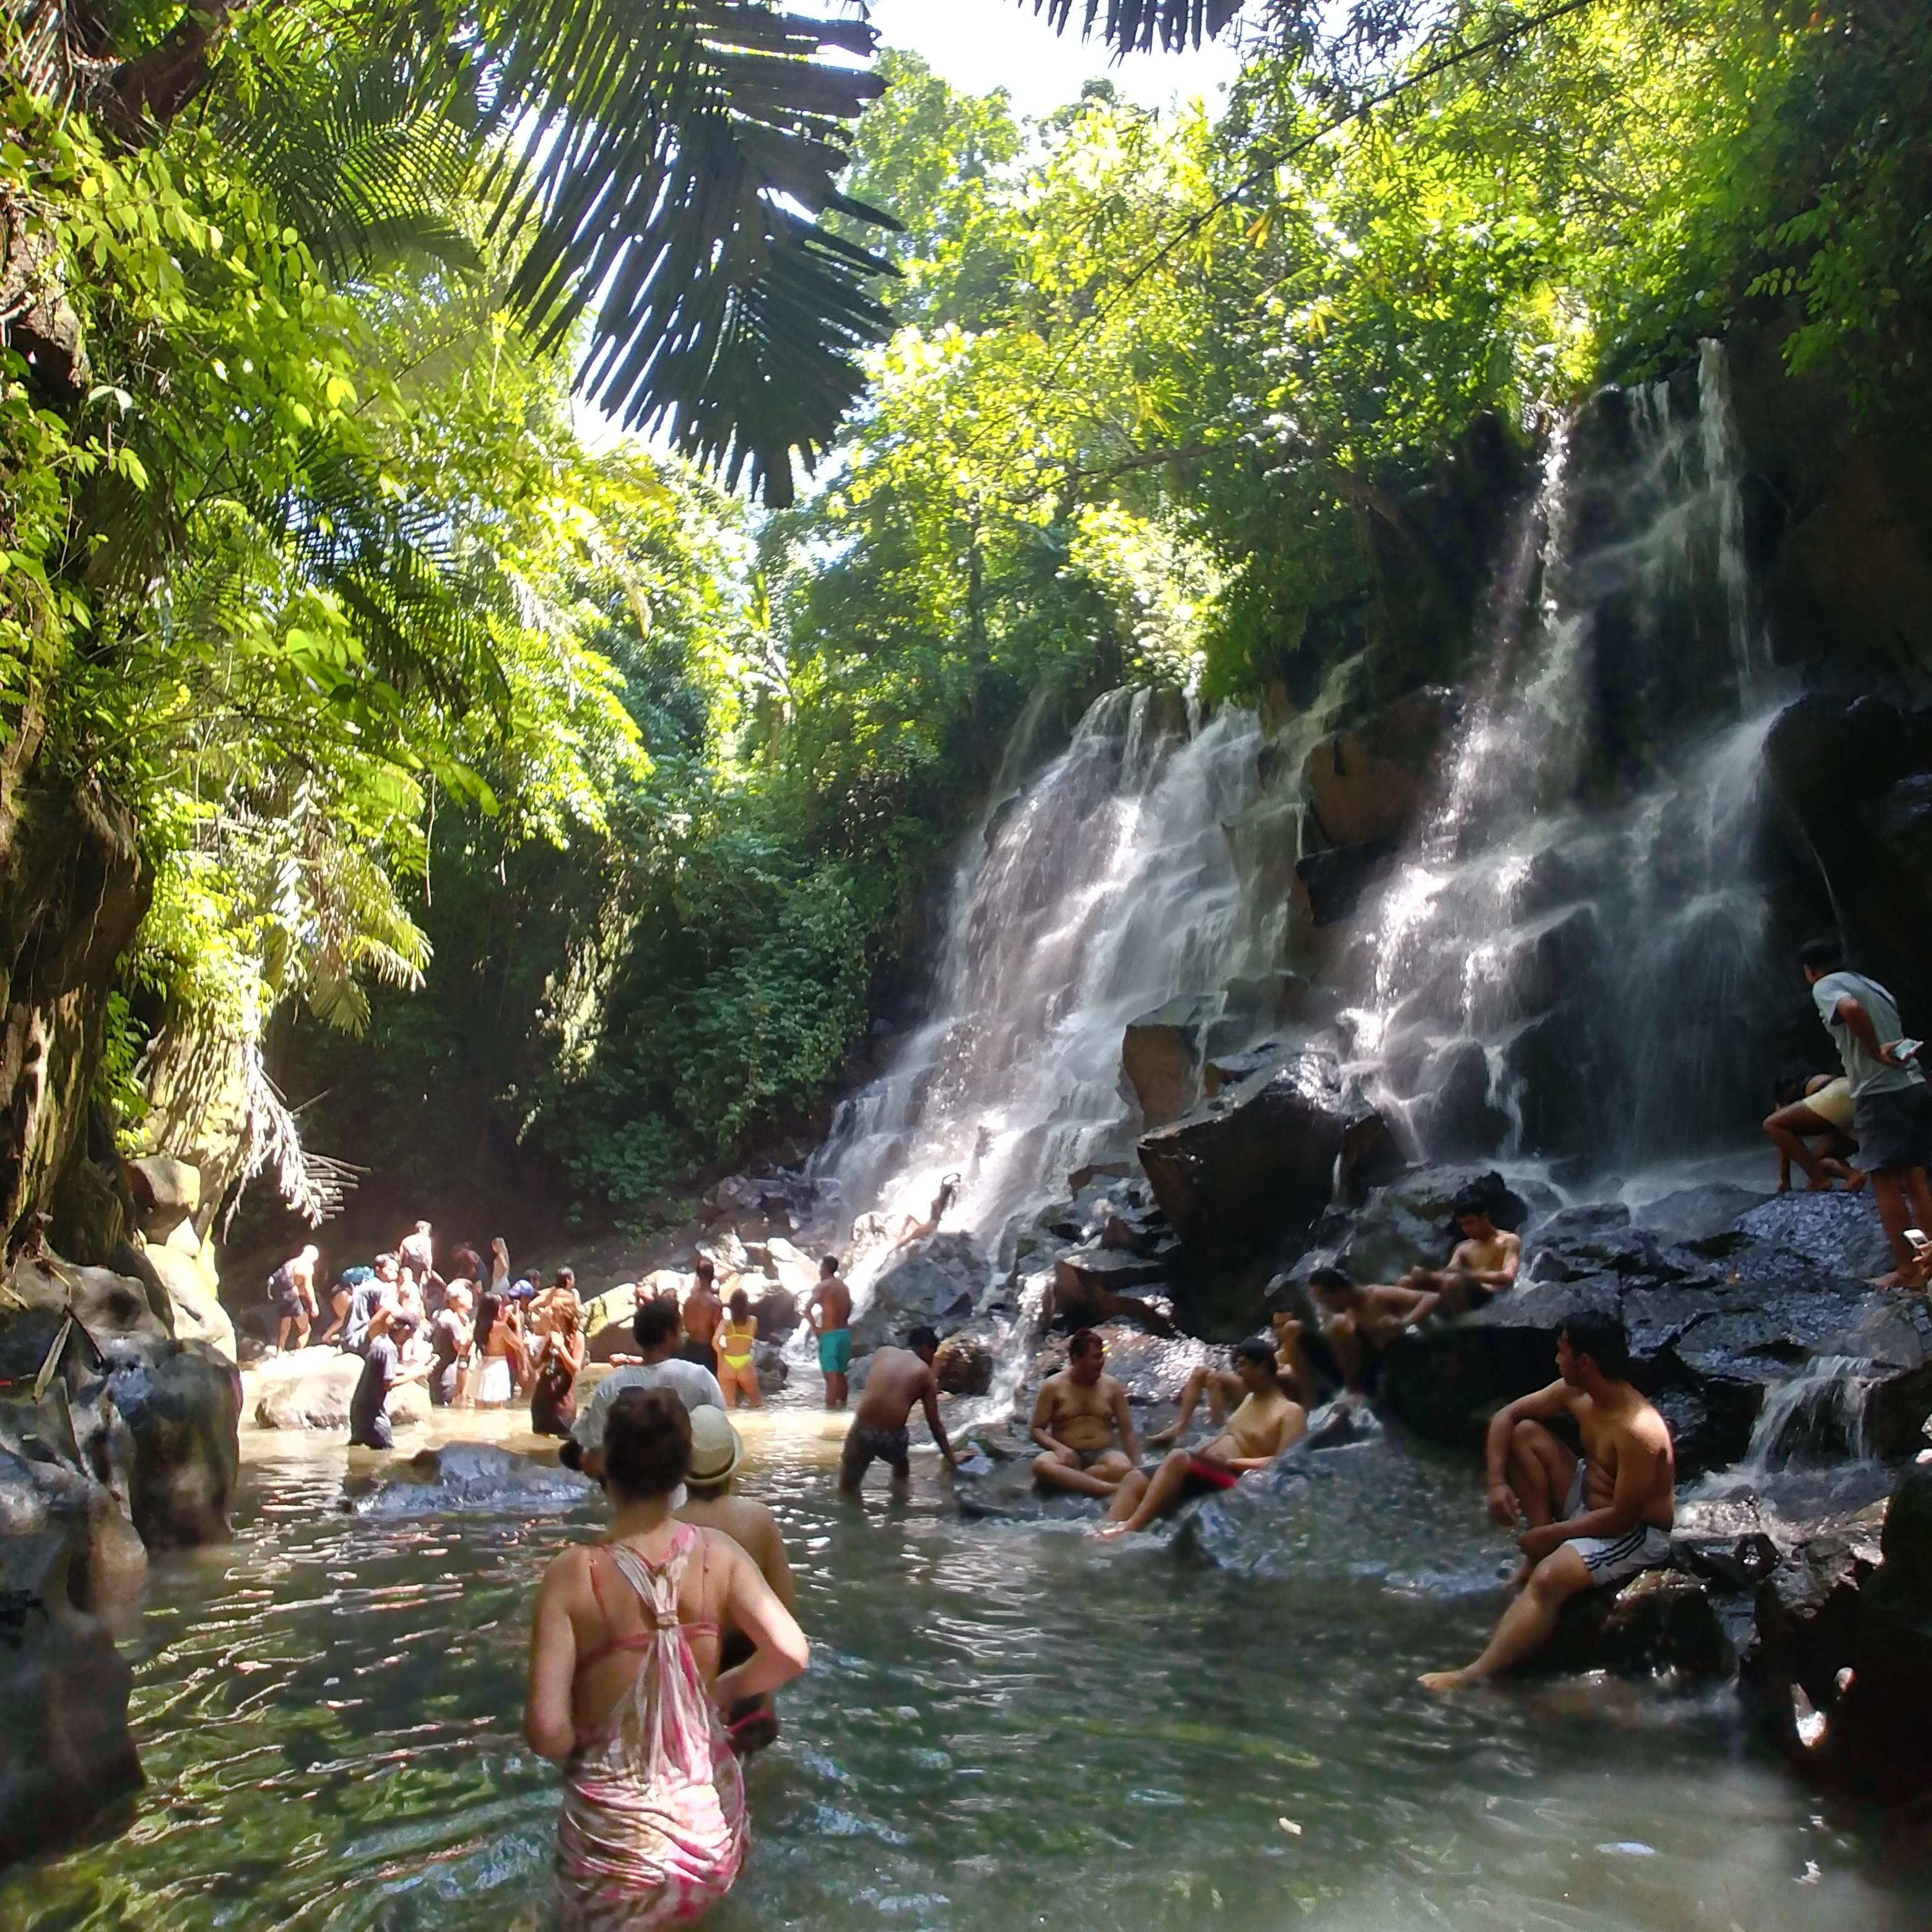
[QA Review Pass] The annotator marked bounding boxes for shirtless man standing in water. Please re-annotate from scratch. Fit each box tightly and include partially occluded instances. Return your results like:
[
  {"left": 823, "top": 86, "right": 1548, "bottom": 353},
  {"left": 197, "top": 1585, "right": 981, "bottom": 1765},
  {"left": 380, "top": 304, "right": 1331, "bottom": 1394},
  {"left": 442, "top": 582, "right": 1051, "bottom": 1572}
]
[
  {"left": 1094, "top": 1340, "right": 1304, "bottom": 1536},
  {"left": 838, "top": 1327, "right": 960, "bottom": 1492},
  {"left": 1030, "top": 1329, "right": 1139, "bottom": 1498},
  {"left": 681, "top": 1258, "right": 723, "bottom": 1368},
  {"left": 1420, "top": 1310, "right": 1676, "bottom": 1692},
  {"left": 806, "top": 1255, "right": 853, "bottom": 1411}
]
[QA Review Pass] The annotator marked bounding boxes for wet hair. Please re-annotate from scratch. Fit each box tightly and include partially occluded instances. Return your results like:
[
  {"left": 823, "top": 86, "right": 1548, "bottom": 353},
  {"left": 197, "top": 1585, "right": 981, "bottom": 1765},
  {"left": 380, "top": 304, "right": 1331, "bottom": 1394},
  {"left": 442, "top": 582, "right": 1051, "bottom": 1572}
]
[
  {"left": 728, "top": 1287, "right": 751, "bottom": 1320},
  {"left": 1450, "top": 1183, "right": 1495, "bottom": 1223},
  {"left": 474, "top": 1289, "right": 504, "bottom": 1349},
  {"left": 1560, "top": 1311, "right": 1630, "bottom": 1379},
  {"left": 601, "top": 1388, "right": 692, "bottom": 1502},
  {"left": 820, "top": 1254, "right": 842, "bottom": 1277},
  {"left": 1799, "top": 936, "right": 1843, "bottom": 972},
  {"left": 1308, "top": 1266, "right": 1354, "bottom": 1297},
  {"left": 1068, "top": 1328, "right": 1104, "bottom": 1360},
  {"left": 1234, "top": 1338, "right": 1276, "bottom": 1372},
  {"left": 907, "top": 1325, "right": 939, "bottom": 1353},
  {"left": 935, "top": 1175, "right": 961, "bottom": 1214},
  {"left": 632, "top": 1298, "right": 681, "bottom": 1352},
  {"left": 693, "top": 1257, "right": 716, "bottom": 1286}
]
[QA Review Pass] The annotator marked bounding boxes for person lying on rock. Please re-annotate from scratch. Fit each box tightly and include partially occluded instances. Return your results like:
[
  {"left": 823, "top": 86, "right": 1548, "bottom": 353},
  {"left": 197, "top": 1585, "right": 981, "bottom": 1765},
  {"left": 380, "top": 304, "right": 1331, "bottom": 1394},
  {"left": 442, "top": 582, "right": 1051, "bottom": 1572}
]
[
  {"left": 1092, "top": 1340, "right": 1305, "bottom": 1538},
  {"left": 1800, "top": 936, "right": 1932, "bottom": 1289},
  {"left": 677, "top": 1408, "right": 798, "bottom": 1756},
  {"left": 1148, "top": 1310, "right": 1315, "bottom": 1447},
  {"left": 1418, "top": 1311, "right": 1675, "bottom": 1694},
  {"left": 1763, "top": 1065, "right": 1865, "bottom": 1194},
  {"left": 894, "top": 1173, "right": 962, "bottom": 1248},
  {"left": 1393, "top": 1186, "right": 1521, "bottom": 1315},
  {"left": 1030, "top": 1328, "right": 1140, "bottom": 1497},
  {"left": 1308, "top": 1267, "right": 1438, "bottom": 1392},
  {"left": 838, "top": 1326, "right": 961, "bottom": 1492}
]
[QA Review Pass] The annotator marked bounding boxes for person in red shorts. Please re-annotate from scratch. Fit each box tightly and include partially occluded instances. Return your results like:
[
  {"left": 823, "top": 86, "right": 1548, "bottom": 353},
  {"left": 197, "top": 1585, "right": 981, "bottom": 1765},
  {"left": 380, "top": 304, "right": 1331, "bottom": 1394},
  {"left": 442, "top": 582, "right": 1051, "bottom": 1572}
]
[{"left": 1093, "top": 1339, "right": 1305, "bottom": 1537}]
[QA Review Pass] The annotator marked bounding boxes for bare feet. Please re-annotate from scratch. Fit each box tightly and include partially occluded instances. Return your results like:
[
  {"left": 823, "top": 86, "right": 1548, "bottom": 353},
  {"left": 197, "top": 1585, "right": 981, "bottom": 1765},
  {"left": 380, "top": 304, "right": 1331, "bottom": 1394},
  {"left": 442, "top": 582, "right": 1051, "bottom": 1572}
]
[
  {"left": 1417, "top": 1669, "right": 1472, "bottom": 1694},
  {"left": 1089, "top": 1520, "right": 1135, "bottom": 1541},
  {"left": 1146, "top": 1422, "right": 1181, "bottom": 1447},
  {"left": 1847, "top": 1168, "right": 1869, "bottom": 1193}
]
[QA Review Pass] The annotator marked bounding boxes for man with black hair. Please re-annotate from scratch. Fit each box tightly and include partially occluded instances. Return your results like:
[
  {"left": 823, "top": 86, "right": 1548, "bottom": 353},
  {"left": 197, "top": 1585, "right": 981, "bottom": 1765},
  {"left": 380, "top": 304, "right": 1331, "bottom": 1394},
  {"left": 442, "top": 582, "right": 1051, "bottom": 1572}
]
[
  {"left": 1800, "top": 936, "right": 1932, "bottom": 1289},
  {"left": 1420, "top": 1311, "right": 1675, "bottom": 1692},
  {"left": 1030, "top": 1328, "right": 1139, "bottom": 1497},
  {"left": 806, "top": 1254, "right": 854, "bottom": 1411},
  {"left": 1308, "top": 1266, "right": 1438, "bottom": 1391},
  {"left": 1393, "top": 1186, "right": 1522, "bottom": 1315},
  {"left": 568, "top": 1297, "right": 724, "bottom": 1481},
  {"left": 1094, "top": 1339, "right": 1304, "bottom": 1537},
  {"left": 838, "top": 1326, "right": 960, "bottom": 1492},
  {"left": 348, "top": 1312, "right": 428, "bottom": 1450}
]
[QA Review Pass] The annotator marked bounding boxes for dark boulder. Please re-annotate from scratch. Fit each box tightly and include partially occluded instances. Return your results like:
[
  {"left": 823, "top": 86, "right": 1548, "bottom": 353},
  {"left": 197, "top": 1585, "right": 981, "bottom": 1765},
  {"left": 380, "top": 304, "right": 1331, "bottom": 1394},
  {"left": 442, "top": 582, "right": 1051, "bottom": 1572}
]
[
  {"left": 1735, "top": 1191, "right": 1896, "bottom": 1283},
  {"left": 1294, "top": 840, "right": 1397, "bottom": 928},
  {"left": 1339, "top": 1164, "right": 1552, "bottom": 1289},
  {"left": 751, "top": 1285, "right": 799, "bottom": 1342},
  {"left": 1138, "top": 1051, "right": 1393, "bottom": 1267},
  {"left": 1408, "top": 1038, "right": 1509, "bottom": 1159},
  {"left": 0, "top": 1530, "right": 143, "bottom": 1871},
  {"left": 1632, "top": 1183, "right": 1772, "bottom": 1248},
  {"left": 1121, "top": 994, "right": 1220, "bottom": 1127},
  {"left": 1531, "top": 1567, "right": 1734, "bottom": 1681},
  {"left": 349, "top": 1443, "right": 596, "bottom": 1517},
  {"left": 851, "top": 1234, "right": 985, "bottom": 1356}
]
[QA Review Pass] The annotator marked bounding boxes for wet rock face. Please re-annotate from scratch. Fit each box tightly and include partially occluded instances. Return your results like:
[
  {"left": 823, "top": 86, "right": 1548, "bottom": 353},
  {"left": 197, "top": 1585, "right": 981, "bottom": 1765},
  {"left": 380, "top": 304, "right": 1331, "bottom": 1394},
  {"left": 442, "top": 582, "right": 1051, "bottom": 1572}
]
[
  {"left": 1534, "top": 1567, "right": 1735, "bottom": 1681},
  {"left": 1138, "top": 1051, "right": 1399, "bottom": 1271},
  {"left": 0, "top": 1530, "right": 144, "bottom": 1872},
  {"left": 1336, "top": 1164, "right": 1551, "bottom": 1288},
  {"left": 851, "top": 1234, "right": 986, "bottom": 1357},
  {"left": 1, "top": 1258, "right": 239, "bottom": 1548},
  {"left": 1734, "top": 1191, "right": 1895, "bottom": 1283},
  {"left": 248, "top": 1349, "right": 427, "bottom": 1434},
  {"left": 348, "top": 1443, "right": 596, "bottom": 1517}
]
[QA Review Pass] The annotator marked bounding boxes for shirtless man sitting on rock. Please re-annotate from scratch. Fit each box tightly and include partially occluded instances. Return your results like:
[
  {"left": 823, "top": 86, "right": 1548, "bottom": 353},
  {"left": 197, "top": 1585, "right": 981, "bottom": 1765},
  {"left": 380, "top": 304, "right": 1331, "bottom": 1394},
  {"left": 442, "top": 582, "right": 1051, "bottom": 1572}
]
[
  {"left": 1308, "top": 1266, "right": 1438, "bottom": 1391},
  {"left": 1149, "top": 1309, "right": 1315, "bottom": 1445},
  {"left": 1094, "top": 1339, "right": 1305, "bottom": 1537},
  {"left": 1030, "top": 1329, "right": 1140, "bottom": 1499},
  {"left": 1395, "top": 1186, "right": 1521, "bottom": 1315},
  {"left": 1419, "top": 1310, "right": 1675, "bottom": 1693}
]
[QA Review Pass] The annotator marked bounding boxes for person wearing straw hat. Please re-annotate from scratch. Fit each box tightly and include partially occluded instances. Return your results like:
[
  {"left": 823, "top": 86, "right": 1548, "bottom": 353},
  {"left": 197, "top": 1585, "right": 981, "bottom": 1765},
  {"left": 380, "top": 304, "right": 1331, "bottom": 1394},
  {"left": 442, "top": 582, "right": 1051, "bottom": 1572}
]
[{"left": 677, "top": 1409, "right": 798, "bottom": 1756}]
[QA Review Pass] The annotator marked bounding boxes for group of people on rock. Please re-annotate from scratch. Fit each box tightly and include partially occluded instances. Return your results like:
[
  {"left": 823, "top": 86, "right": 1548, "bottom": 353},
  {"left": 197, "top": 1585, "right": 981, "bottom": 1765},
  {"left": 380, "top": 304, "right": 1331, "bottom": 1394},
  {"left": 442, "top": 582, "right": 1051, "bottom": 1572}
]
[{"left": 1763, "top": 939, "right": 1932, "bottom": 1288}]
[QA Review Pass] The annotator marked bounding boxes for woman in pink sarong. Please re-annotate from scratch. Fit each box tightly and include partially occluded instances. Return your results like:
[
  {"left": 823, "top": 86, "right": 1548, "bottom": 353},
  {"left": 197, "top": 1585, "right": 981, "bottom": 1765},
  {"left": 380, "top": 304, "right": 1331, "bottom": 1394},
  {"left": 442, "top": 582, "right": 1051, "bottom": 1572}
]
[{"left": 525, "top": 1387, "right": 809, "bottom": 1928}]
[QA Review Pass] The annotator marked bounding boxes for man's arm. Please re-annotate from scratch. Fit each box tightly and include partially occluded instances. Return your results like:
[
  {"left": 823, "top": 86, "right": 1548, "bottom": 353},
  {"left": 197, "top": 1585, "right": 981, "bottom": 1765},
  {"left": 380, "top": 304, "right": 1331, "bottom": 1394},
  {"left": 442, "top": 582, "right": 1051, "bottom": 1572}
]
[
  {"left": 1834, "top": 994, "right": 1908, "bottom": 1065},
  {"left": 1520, "top": 1429, "right": 1663, "bottom": 1558},
  {"left": 1483, "top": 1379, "right": 1571, "bottom": 1520},
  {"left": 1027, "top": 1380, "right": 1066, "bottom": 1456},
  {"left": 1109, "top": 1378, "right": 1141, "bottom": 1466},
  {"left": 920, "top": 1372, "right": 958, "bottom": 1468},
  {"left": 1382, "top": 1283, "right": 1440, "bottom": 1326},
  {"left": 804, "top": 1290, "right": 824, "bottom": 1337}
]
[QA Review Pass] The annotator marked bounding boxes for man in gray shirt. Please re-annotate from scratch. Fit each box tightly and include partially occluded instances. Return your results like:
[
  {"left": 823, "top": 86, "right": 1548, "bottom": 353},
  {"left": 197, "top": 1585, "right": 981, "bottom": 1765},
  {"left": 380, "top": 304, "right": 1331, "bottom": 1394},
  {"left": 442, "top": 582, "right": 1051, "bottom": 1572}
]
[
  {"left": 1802, "top": 936, "right": 1932, "bottom": 1287},
  {"left": 568, "top": 1297, "right": 724, "bottom": 1480}
]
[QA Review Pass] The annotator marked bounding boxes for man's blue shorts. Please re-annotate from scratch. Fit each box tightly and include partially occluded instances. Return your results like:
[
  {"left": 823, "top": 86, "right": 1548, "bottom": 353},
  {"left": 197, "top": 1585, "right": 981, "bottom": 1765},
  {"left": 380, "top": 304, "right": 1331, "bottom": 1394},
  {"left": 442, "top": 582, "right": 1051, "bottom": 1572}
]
[{"left": 817, "top": 1328, "right": 852, "bottom": 1375}]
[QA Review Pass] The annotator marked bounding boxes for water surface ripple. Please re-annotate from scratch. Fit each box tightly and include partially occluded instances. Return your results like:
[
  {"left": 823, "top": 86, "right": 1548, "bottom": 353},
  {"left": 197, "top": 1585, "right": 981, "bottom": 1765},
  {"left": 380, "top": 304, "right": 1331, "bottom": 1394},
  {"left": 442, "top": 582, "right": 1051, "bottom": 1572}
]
[{"left": 5, "top": 1420, "right": 1928, "bottom": 1930}]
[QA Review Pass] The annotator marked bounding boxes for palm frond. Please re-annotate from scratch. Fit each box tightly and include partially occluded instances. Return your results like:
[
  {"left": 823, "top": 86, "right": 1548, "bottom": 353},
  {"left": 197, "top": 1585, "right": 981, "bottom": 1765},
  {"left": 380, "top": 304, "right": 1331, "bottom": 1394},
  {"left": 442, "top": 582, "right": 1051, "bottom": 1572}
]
[{"left": 1027, "top": 0, "right": 1248, "bottom": 53}]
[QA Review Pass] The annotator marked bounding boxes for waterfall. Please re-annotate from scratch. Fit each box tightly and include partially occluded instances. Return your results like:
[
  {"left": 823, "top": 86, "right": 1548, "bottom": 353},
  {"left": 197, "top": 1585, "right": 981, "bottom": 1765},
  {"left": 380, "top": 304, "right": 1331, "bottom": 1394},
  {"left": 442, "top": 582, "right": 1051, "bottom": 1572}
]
[
  {"left": 812, "top": 687, "right": 1270, "bottom": 1269},
  {"left": 1739, "top": 1356, "right": 1876, "bottom": 1474},
  {"left": 1348, "top": 342, "right": 1790, "bottom": 1167}
]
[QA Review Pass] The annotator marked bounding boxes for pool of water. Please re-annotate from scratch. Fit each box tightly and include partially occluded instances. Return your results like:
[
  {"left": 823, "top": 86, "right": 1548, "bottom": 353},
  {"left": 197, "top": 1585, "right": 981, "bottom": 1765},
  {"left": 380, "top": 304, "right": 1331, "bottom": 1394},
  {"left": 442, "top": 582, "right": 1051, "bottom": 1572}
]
[{"left": 5, "top": 1412, "right": 1930, "bottom": 1931}]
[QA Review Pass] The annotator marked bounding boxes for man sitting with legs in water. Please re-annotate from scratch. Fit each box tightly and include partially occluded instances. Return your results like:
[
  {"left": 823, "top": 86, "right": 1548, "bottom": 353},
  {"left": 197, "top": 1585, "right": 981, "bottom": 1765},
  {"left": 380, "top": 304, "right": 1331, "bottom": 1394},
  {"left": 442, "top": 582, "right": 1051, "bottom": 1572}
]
[
  {"left": 1419, "top": 1310, "right": 1675, "bottom": 1692},
  {"left": 1149, "top": 1309, "right": 1315, "bottom": 1446},
  {"left": 1030, "top": 1329, "right": 1140, "bottom": 1499},
  {"left": 1094, "top": 1340, "right": 1305, "bottom": 1538},
  {"left": 838, "top": 1326, "right": 961, "bottom": 1492}
]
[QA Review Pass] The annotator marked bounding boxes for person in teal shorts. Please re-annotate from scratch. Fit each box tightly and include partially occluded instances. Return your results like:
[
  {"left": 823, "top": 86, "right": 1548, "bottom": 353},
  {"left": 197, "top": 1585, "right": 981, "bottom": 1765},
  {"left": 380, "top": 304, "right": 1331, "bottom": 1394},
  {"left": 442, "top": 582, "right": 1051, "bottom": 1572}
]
[{"left": 807, "top": 1255, "right": 853, "bottom": 1410}]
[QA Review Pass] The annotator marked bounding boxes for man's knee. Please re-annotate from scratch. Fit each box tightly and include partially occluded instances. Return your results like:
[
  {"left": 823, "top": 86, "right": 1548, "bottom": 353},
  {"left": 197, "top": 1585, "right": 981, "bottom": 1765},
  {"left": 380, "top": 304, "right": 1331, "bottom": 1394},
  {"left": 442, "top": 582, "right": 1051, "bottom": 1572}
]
[{"left": 1528, "top": 1546, "right": 1590, "bottom": 1604}]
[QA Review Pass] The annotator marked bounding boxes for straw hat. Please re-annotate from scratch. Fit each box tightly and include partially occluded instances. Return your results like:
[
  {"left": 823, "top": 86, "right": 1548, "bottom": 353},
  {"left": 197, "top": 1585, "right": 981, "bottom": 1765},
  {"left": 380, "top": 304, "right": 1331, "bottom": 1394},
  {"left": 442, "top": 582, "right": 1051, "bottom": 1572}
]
[{"left": 687, "top": 1408, "right": 744, "bottom": 1485}]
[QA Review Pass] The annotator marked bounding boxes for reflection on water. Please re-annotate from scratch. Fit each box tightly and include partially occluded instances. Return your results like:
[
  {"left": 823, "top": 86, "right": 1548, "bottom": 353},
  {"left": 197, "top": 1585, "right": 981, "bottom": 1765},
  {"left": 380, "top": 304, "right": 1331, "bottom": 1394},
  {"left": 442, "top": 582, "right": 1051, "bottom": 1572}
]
[{"left": 4, "top": 1414, "right": 1928, "bottom": 1930}]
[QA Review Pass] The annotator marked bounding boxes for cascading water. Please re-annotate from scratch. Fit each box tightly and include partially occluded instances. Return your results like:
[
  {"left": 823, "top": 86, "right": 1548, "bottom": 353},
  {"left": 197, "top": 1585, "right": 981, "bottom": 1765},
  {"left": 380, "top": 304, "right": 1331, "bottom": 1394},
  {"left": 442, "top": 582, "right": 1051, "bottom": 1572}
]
[
  {"left": 1349, "top": 342, "right": 1791, "bottom": 1168},
  {"left": 811, "top": 687, "right": 1271, "bottom": 1271}
]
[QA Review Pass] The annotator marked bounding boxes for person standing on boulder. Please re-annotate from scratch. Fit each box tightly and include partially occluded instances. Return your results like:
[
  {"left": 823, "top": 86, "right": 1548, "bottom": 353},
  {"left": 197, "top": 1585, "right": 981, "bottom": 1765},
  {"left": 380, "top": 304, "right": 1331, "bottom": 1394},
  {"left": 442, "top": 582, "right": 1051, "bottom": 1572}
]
[
  {"left": 1801, "top": 938, "right": 1932, "bottom": 1289},
  {"left": 269, "top": 1244, "right": 321, "bottom": 1354},
  {"left": 838, "top": 1328, "right": 961, "bottom": 1492},
  {"left": 807, "top": 1255, "right": 853, "bottom": 1411},
  {"left": 1419, "top": 1312, "right": 1675, "bottom": 1692}
]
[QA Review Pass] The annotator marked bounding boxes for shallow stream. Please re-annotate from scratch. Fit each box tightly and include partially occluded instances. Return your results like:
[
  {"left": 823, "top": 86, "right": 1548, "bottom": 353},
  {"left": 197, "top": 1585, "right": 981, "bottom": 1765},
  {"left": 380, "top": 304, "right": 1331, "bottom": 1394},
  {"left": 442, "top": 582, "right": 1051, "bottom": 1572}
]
[{"left": 6, "top": 1414, "right": 1930, "bottom": 1931}]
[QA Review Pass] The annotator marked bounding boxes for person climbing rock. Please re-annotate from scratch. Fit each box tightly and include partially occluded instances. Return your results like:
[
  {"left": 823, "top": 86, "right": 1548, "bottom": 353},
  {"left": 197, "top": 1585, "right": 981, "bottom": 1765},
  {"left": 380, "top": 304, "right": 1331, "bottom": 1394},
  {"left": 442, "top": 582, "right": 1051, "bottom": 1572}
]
[
  {"left": 524, "top": 1388, "right": 809, "bottom": 1925},
  {"left": 1093, "top": 1339, "right": 1303, "bottom": 1537},
  {"left": 894, "top": 1173, "right": 961, "bottom": 1247},
  {"left": 838, "top": 1327, "right": 960, "bottom": 1492},
  {"left": 1801, "top": 937, "right": 1932, "bottom": 1288},
  {"left": 1419, "top": 1312, "right": 1674, "bottom": 1692},
  {"left": 1763, "top": 1065, "right": 1864, "bottom": 1193},
  {"left": 806, "top": 1253, "right": 853, "bottom": 1411},
  {"left": 1029, "top": 1328, "right": 1139, "bottom": 1499}
]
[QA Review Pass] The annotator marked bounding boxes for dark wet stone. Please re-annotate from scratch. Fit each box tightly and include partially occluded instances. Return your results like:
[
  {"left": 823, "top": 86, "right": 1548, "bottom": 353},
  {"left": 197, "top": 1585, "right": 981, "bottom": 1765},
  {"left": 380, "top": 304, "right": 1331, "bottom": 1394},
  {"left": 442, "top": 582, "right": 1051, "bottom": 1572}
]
[
  {"left": 1736, "top": 1191, "right": 1897, "bottom": 1282},
  {"left": 1533, "top": 1567, "right": 1734, "bottom": 1681},
  {"left": 349, "top": 1443, "right": 597, "bottom": 1516},
  {"left": 851, "top": 1234, "right": 985, "bottom": 1356},
  {"left": 1632, "top": 1183, "right": 1773, "bottom": 1248}
]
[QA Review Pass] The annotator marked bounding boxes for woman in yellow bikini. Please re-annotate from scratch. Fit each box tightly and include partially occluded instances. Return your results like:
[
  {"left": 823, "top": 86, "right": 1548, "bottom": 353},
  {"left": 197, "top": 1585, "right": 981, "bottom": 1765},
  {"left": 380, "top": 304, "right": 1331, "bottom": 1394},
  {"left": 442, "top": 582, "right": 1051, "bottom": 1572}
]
[{"left": 714, "top": 1288, "right": 763, "bottom": 1410}]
